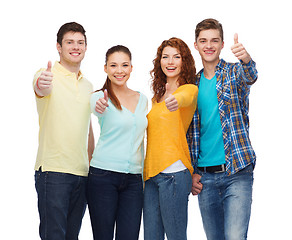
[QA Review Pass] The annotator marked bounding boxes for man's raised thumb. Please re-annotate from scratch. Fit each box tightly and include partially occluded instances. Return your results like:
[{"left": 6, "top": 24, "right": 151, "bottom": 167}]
[
  {"left": 46, "top": 61, "right": 52, "bottom": 72},
  {"left": 234, "top": 33, "right": 239, "bottom": 45}
]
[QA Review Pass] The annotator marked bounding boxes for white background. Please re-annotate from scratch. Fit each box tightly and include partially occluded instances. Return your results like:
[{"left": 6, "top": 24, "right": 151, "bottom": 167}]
[{"left": 1, "top": 0, "right": 292, "bottom": 239}]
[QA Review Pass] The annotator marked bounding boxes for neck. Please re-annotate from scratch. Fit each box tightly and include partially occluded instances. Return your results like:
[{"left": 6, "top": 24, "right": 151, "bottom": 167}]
[
  {"left": 202, "top": 58, "right": 220, "bottom": 80},
  {"left": 111, "top": 83, "right": 129, "bottom": 95},
  {"left": 59, "top": 60, "right": 81, "bottom": 76},
  {"left": 166, "top": 78, "right": 179, "bottom": 93}
]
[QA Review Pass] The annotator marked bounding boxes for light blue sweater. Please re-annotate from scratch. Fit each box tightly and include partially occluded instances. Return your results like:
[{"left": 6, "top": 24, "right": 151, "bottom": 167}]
[{"left": 90, "top": 91, "right": 148, "bottom": 174}]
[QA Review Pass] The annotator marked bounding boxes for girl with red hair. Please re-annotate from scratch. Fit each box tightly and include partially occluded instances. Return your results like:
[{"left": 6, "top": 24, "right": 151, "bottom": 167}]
[{"left": 143, "top": 37, "right": 198, "bottom": 240}]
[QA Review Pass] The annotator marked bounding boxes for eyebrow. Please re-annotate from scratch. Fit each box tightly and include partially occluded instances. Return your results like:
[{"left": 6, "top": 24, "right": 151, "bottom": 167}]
[
  {"left": 198, "top": 37, "right": 220, "bottom": 41},
  {"left": 109, "top": 61, "right": 131, "bottom": 64},
  {"left": 162, "top": 53, "right": 181, "bottom": 56},
  {"left": 64, "top": 39, "right": 85, "bottom": 42}
]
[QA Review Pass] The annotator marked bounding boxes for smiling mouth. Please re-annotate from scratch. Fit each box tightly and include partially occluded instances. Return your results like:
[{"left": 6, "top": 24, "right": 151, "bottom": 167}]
[
  {"left": 114, "top": 75, "right": 125, "bottom": 80},
  {"left": 70, "top": 52, "right": 80, "bottom": 56},
  {"left": 204, "top": 50, "right": 215, "bottom": 55},
  {"left": 166, "top": 67, "right": 177, "bottom": 70}
]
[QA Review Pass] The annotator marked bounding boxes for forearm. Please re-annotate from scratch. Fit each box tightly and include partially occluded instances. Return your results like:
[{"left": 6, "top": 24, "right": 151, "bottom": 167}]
[
  {"left": 87, "top": 120, "right": 95, "bottom": 162},
  {"left": 175, "top": 85, "right": 198, "bottom": 108},
  {"left": 239, "top": 59, "right": 258, "bottom": 85}
]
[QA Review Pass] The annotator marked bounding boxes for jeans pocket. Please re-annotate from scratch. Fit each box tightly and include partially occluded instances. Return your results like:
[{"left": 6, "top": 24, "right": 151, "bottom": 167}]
[
  {"left": 238, "top": 164, "right": 254, "bottom": 175},
  {"left": 34, "top": 170, "right": 41, "bottom": 182}
]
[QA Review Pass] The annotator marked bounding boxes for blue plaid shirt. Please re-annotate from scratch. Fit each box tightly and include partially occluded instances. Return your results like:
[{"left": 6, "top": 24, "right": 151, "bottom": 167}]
[{"left": 187, "top": 59, "right": 258, "bottom": 175}]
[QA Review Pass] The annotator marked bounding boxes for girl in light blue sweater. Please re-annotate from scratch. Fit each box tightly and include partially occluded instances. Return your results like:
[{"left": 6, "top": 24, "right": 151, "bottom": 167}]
[{"left": 87, "top": 45, "right": 148, "bottom": 240}]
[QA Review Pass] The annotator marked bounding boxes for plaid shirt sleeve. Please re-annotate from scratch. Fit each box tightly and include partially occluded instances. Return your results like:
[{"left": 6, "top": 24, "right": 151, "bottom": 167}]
[
  {"left": 237, "top": 59, "right": 258, "bottom": 85},
  {"left": 187, "top": 110, "right": 200, "bottom": 173},
  {"left": 186, "top": 71, "right": 202, "bottom": 173}
]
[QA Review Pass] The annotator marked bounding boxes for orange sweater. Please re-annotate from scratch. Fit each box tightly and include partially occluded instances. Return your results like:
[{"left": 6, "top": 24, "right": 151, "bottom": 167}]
[{"left": 144, "top": 84, "right": 198, "bottom": 181}]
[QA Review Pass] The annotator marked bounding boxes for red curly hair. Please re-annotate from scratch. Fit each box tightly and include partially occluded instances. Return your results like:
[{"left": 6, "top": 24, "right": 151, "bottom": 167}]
[{"left": 151, "top": 37, "right": 196, "bottom": 102}]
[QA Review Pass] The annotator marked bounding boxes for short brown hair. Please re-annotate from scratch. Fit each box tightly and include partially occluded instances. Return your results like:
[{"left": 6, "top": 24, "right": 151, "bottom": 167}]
[
  {"left": 195, "top": 18, "right": 224, "bottom": 42},
  {"left": 57, "top": 22, "right": 87, "bottom": 46}
]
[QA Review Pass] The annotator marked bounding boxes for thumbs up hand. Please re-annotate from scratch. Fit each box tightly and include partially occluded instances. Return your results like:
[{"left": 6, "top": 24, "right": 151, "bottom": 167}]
[
  {"left": 231, "top": 33, "right": 251, "bottom": 64},
  {"left": 165, "top": 83, "right": 178, "bottom": 112},
  {"left": 37, "top": 61, "right": 53, "bottom": 90},
  {"left": 34, "top": 61, "right": 53, "bottom": 97},
  {"left": 95, "top": 89, "right": 109, "bottom": 114}
]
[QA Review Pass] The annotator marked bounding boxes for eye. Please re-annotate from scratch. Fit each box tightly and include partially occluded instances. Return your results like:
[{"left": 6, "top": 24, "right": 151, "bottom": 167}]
[{"left": 110, "top": 64, "right": 116, "bottom": 67}]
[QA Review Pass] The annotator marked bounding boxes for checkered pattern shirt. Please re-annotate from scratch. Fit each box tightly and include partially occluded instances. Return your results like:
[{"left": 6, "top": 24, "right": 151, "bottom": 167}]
[{"left": 187, "top": 59, "right": 258, "bottom": 175}]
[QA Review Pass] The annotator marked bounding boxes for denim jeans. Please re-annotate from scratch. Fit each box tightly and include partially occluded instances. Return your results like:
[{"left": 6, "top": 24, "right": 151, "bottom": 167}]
[
  {"left": 143, "top": 169, "right": 192, "bottom": 240},
  {"left": 87, "top": 167, "right": 143, "bottom": 240},
  {"left": 197, "top": 164, "right": 254, "bottom": 240},
  {"left": 34, "top": 170, "right": 87, "bottom": 240}
]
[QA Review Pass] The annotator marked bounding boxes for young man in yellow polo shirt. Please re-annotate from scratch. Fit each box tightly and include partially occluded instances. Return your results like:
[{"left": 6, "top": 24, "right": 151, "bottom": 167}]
[{"left": 33, "top": 22, "right": 94, "bottom": 240}]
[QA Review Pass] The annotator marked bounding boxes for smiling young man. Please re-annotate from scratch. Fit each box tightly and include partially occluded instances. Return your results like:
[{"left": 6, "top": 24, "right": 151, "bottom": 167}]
[
  {"left": 187, "top": 18, "right": 258, "bottom": 240},
  {"left": 33, "top": 22, "right": 94, "bottom": 240}
]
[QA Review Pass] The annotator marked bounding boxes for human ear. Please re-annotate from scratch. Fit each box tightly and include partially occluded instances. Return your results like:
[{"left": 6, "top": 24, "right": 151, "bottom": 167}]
[{"left": 56, "top": 43, "right": 61, "bottom": 54}]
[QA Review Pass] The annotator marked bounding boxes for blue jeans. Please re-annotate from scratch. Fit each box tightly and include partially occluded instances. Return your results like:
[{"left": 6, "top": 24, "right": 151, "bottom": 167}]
[
  {"left": 34, "top": 170, "right": 87, "bottom": 240},
  {"left": 87, "top": 167, "right": 143, "bottom": 240},
  {"left": 143, "top": 169, "right": 192, "bottom": 240},
  {"left": 198, "top": 164, "right": 254, "bottom": 240}
]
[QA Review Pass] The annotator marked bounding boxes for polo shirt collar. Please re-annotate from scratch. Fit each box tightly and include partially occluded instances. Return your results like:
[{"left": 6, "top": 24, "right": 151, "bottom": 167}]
[{"left": 53, "top": 61, "right": 83, "bottom": 80}]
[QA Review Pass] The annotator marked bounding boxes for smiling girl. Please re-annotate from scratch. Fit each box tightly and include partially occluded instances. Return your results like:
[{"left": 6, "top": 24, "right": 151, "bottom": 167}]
[
  {"left": 143, "top": 37, "right": 198, "bottom": 240},
  {"left": 87, "top": 45, "right": 148, "bottom": 240}
]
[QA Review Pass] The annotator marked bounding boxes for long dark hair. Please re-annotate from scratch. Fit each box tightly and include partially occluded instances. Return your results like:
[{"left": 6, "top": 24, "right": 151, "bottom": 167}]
[{"left": 95, "top": 45, "right": 132, "bottom": 110}]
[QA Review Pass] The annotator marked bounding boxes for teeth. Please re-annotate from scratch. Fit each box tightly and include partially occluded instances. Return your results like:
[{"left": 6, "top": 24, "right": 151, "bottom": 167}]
[{"left": 71, "top": 53, "right": 79, "bottom": 56}]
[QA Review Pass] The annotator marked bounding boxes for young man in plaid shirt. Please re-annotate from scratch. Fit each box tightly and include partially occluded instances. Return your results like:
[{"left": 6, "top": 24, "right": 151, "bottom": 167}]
[{"left": 187, "top": 18, "right": 258, "bottom": 240}]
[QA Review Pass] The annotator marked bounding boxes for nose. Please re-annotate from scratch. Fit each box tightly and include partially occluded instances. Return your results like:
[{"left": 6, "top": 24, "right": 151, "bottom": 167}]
[
  {"left": 117, "top": 65, "right": 123, "bottom": 73},
  {"left": 206, "top": 41, "right": 212, "bottom": 48},
  {"left": 72, "top": 42, "right": 79, "bottom": 49},
  {"left": 168, "top": 57, "right": 174, "bottom": 64}
]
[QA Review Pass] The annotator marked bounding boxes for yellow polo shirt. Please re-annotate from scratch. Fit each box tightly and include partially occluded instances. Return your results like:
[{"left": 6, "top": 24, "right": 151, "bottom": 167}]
[
  {"left": 143, "top": 84, "right": 198, "bottom": 181},
  {"left": 33, "top": 61, "right": 93, "bottom": 176}
]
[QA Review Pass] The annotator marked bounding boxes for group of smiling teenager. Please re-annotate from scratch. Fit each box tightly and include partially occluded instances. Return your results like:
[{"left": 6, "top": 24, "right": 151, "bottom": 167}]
[{"left": 33, "top": 18, "right": 257, "bottom": 240}]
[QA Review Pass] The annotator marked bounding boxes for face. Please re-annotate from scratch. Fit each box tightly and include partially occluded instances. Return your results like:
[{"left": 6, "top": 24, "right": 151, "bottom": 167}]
[
  {"left": 195, "top": 29, "right": 224, "bottom": 65},
  {"left": 104, "top": 52, "right": 132, "bottom": 87},
  {"left": 57, "top": 31, "right": 87, "bottom": 66},
  {"left": 160, "top": 46, "right": 182, "bottom": 82}
]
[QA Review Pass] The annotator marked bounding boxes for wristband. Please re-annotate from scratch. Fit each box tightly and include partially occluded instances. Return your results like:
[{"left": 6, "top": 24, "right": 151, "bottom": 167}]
[{"left": 36, "top": 77, "right": 41, "bottom": 90}]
